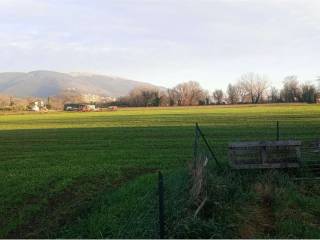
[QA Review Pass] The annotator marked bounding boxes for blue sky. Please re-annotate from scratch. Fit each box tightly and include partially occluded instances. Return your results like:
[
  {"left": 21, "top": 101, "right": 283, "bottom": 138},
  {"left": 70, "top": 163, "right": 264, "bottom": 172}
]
[{"left": 0, "top": 0, "right": 320, "bottom": 90}]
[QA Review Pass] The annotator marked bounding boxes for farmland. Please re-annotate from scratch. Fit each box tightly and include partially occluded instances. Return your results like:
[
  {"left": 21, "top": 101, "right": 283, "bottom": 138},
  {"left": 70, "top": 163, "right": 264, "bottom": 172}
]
[{"left": 0, "top": 104, "right": 320, "bottom": 238}]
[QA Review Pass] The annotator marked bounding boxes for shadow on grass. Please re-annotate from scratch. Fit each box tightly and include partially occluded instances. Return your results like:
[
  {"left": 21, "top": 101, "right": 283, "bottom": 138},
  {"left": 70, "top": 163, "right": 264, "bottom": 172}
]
[{"left": 1, "top": 125, "right": 319, "bottom": 238}]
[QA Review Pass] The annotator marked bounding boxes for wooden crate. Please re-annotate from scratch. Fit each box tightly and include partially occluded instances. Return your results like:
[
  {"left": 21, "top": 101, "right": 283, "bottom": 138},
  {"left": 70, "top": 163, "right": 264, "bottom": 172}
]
[{"left": 229, "top": 140, "right": 302, "bottom": 169}]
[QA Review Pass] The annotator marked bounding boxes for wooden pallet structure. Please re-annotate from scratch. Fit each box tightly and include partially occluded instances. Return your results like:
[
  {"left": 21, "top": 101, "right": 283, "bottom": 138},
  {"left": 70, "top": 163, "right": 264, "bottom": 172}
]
[{"left": 229, "top": 140, "right": 302, "bottom": 169}]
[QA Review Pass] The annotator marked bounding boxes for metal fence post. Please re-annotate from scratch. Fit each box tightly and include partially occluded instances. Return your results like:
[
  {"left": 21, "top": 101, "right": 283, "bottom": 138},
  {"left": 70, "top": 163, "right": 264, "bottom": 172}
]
[
  {"left": 194, "top": 123, "right": 200, "bottom": 154},
  {"left": 158, "top": 171, "right": 165, "bottom": 239},
  {"left": 195, "top": 123, "right": 221, "bottom": 168},
  {"left": 277, "top": 121, "right": 280, "bottom": 141}
]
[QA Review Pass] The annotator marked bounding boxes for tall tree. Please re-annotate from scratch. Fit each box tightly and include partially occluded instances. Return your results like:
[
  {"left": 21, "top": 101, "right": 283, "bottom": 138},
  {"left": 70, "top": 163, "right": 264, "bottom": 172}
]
[
  {"left": 269, "top": 86, "right": 280, "bottom": 103},
  {"left": 173, "top": 81, "right": 205, "bottom": 106},
  {"left": 167, "top": 89, "right": 178, "bottom": 106},
  {"left": 301, "top": 83, "right": 317, "bottom": 103},
  {"left": 281, "top": 76, "right": 301, "bottom": 102},
  {"left": 213, "top": 89, "right": 224, "bottom": 104},
  {"left": 238, "top": 73, "right": 269, "bottom": 104},
  {"left": 226, "top": 83, "right": 239, "bottom": 104},
  {"left": 127, "top": 87, "right": 162, "bottom": 107}
]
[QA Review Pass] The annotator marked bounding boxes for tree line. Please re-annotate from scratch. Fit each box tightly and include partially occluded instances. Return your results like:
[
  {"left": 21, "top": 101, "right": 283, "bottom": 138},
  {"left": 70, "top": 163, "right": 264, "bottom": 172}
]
[
  {"left": 115, "top": 73, "right": 320, "bottom": 107},
  {"left": 1, "top": 73, "right": 319, "bottom": 111}
]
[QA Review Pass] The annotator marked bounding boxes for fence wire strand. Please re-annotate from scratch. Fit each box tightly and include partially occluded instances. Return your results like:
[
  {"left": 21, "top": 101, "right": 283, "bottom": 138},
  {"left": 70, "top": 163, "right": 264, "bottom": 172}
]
[{"left": 190, "top": 123, "right": 219, "bottom": 216}]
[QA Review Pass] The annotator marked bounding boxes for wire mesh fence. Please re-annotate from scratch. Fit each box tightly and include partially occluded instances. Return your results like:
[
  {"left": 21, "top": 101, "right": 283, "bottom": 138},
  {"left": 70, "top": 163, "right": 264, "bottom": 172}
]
[
  {"left": 190, "top": 123, "right": 221, "bottom": 216},
  {"left": 158, "top": 121, "right": 319, "bottom": 238}
]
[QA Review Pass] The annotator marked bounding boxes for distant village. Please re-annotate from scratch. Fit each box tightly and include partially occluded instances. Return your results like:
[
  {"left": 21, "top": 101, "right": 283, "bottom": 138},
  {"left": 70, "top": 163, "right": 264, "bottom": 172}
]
[{"left": 0, "top": 90, "right": 117, "bottom": 112}]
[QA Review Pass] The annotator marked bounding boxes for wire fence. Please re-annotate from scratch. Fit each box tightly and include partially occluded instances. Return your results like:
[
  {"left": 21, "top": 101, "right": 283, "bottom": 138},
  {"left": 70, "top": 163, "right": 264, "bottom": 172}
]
[
  {"left": 190, "top": 123, "right": 221, "bottom": 217},
  {"left": 188, "top": 121, "right": 320, "bottom": 213},
  {"left": 156, "top": 121, "right": 319, "bottom": 238}
]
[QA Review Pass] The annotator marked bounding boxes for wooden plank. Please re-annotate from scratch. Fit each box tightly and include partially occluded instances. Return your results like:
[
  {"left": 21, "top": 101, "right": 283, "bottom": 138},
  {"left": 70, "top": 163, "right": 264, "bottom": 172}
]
[
  {"left": 228, "top": 140, "right": 302, "bottom": 169},
  {"left": 229, "top": 140, "right": 301, "bottom": 148},
  {"left": 230, "top": 162, "right": 300, "bottom": 169}
]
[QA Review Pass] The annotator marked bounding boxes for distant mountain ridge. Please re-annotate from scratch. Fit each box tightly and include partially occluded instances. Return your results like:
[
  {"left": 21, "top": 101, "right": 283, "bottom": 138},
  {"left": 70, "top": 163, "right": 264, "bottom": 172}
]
[{"left": 0, "top": 70, "right": 162, "bottom": 98}]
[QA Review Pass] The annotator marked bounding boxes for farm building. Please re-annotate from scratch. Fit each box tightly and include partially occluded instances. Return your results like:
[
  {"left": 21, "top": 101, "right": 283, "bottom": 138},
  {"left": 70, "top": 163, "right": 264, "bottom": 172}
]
[
  {"left": 64, "top": 103, "right": 96, "bottom": 111},
  {"left": 28, "top": 100, "right": 46, "bottom": 112}
]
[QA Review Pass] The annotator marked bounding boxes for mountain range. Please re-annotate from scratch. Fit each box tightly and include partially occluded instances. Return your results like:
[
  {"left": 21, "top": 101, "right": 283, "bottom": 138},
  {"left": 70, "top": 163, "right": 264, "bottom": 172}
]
[{"left": 0, "top": 71, "right": 162, "bottom": 98}]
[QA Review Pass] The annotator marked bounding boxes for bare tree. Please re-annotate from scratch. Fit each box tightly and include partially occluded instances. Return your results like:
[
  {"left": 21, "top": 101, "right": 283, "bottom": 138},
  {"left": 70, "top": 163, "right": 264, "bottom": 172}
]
[
  {"left": 238, "top": 73, "right": 269, "bottom": 104},
  {"left": 167, "top": 88, "right": 179, "bottom": 106},
  {"left": 126, "top": 86, "right": 163, "bottom": 107},
  {"left": 269, "top": 86, "right": 280, "bottom": 103},
  {"left": 173, "top": 81, "right": 204, "bottom": 106},
  {"left": 301, "top": 82, "right": 317, "bottom": 103},
  {"left": 280, "top": 76, "right": 301, "bottom": 102},
  {"left": 141, "top": 89, "right": 159, "bottom": 106},
  {"left": 199, "top": 90, "right": 211, "bottom": 105},
  {"left": 213, "top": 89, "right": 224, "bottom": 104},
  {"left": 226, "top": 83, "right": 239, "bottom": 104},
  {"left": 203, "top": 90, "right": 211, "bottom": 105},
  {"left": 128, "top": 87, "right": 144, "bottom": 106},
  {"left": 158, "top": 90, "right": 169, "bottom": 106}
]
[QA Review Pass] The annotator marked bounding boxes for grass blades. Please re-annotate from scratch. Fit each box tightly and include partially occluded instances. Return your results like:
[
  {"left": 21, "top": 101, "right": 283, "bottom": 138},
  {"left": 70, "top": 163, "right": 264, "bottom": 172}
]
[{"left": 0, "top": 104, "right": 319, "bottom": 238}]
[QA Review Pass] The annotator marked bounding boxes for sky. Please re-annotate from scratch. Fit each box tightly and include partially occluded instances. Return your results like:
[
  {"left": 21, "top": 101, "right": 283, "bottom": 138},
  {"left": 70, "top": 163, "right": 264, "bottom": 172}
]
[{"left": 0, "top": 0, "right": 320, "bottom": 91}]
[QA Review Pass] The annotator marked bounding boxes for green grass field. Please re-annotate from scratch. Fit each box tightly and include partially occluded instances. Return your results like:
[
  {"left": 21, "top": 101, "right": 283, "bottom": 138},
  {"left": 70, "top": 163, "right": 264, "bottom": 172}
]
[{"left": 0, "top": 104, "right": 319, "bottom": 238}]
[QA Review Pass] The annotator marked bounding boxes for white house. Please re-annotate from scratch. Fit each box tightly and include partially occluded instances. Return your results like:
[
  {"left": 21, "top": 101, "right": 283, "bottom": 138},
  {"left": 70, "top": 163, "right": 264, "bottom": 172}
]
[{"left": 29, "top": 100, "right": 45, "bottom": 111}]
